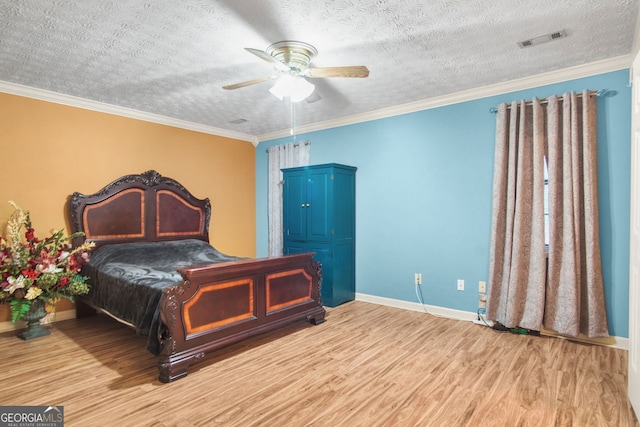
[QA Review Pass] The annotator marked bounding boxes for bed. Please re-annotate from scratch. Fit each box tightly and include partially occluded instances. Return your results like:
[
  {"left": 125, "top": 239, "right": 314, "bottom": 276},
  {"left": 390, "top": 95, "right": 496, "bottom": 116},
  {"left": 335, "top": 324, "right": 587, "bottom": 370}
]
[{"left": 68, "top": 170, "right": 325, "bottom": 382}]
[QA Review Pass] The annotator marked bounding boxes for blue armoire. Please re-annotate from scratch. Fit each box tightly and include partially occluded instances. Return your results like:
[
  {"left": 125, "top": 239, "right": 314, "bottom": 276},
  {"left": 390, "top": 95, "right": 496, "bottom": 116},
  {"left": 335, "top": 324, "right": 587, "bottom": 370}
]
[{"left": 282, "top": 163, "right": 356, "bottom": 307}]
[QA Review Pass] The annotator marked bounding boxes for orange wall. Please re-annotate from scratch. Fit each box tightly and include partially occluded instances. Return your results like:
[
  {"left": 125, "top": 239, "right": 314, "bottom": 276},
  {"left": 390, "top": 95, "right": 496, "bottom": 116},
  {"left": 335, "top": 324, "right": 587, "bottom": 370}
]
[{"left": 0, "top": 92, "right": 256, "bottom": 321}]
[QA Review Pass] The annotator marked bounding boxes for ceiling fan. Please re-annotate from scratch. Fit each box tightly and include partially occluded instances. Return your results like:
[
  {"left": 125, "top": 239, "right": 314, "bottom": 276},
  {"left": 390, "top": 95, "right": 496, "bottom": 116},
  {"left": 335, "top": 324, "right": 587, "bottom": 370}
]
[{"left": 223, "top": 41, "right": 369, "bottom": 102}]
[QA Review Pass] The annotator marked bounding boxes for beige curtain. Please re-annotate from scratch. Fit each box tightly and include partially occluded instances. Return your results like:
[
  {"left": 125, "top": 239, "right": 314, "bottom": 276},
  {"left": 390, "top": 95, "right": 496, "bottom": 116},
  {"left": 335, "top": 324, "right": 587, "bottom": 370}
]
[
  {"left": 486, "top": 91, "right": 609, "bottom": 338},
  {"left": 267, "top": 142, "right": 310, "bottom": 256},
  {"left": 544, "top": 93, "right": 608, "bottom": 337},
  {"left": 486, "top": 98, "right": 547, "bottom": 331}
]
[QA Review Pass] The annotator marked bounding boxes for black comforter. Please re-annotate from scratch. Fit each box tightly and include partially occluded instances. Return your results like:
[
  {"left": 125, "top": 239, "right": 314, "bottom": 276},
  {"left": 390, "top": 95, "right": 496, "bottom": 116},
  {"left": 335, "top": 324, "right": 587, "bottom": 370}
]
[{"left": 82, "top": 239, "right": 242, "bottom": 354}]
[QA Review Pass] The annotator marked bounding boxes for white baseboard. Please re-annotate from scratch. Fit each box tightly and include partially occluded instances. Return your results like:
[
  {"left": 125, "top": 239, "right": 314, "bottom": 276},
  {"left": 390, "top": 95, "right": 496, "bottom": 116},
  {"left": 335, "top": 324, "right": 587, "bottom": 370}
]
[
  {"left": 355, "top": 292, "right": 478, "bottom": 321},
  {"left": 354, "top": 293, "right": 628, "bottom": 351},
  {"left": 539, "top": 328, "right": 628, "bottom": 351},
  {"left": 0, "top": 309, "right": 76, "bottom": 333}
]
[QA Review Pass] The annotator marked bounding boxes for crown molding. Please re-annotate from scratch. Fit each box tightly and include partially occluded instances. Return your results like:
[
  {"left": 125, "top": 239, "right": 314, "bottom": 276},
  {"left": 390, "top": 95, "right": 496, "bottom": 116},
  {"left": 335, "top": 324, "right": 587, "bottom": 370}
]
[
  {"left": 258, "top": 55, "right": 632, "bottom": 142},
  {"left": 1, "top": 54, "right": 630, "bottom": 148},
  {"left": 0, "top": 80, "right": 258, "bottom": 146},
  {"left": 632, "top": 9, "right": 640, "bottom": 60}
]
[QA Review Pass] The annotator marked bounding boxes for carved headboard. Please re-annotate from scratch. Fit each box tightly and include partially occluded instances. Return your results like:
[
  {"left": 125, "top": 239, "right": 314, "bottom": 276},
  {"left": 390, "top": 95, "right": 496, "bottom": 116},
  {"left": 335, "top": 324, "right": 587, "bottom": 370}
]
[{"left": 69, "top": 170, "right": 211, "bottom": 248}]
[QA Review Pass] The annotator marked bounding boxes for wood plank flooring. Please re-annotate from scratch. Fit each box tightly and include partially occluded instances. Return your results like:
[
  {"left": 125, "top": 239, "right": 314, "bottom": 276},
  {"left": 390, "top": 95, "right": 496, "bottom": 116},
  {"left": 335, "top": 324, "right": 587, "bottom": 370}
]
[{"left": 1, "top": 301, "right": 637, "bottom": 426}]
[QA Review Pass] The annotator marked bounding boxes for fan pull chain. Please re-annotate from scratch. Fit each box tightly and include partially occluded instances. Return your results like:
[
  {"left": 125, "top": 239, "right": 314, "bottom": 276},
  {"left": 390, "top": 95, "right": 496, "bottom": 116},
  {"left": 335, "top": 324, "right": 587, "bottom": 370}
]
[{"left": 290, "top": 99, "right": 297, "bottom": 142}]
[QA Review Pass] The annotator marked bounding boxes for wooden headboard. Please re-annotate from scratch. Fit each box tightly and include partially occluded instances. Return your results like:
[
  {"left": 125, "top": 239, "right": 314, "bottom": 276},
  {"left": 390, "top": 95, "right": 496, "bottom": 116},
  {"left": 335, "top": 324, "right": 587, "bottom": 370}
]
[{"left": 69, "top": 170, "right": 210, "bottom": 248}]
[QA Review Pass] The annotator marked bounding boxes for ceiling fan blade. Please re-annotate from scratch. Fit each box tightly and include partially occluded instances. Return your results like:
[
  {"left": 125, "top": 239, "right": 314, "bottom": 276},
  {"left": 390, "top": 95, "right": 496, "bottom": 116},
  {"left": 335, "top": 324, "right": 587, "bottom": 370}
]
[
  {"left": 223, "top": 75, "right": 278, "bottom": 90},
  {"left": 245, "top": 48, "right": 290, "bottom": 71},
  {"left": 306, "top": 92, "right": 322, "bottom": 103},
  {"left": 305, "top": 66, "right": 370, "bottom": 78}
]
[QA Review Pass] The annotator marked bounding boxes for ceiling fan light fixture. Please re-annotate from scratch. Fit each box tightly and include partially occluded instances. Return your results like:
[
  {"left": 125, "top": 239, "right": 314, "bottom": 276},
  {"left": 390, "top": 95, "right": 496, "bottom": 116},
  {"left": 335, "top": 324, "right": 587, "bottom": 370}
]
[{"left": 269, "top": 75, "right": 315, "bottom": 102}]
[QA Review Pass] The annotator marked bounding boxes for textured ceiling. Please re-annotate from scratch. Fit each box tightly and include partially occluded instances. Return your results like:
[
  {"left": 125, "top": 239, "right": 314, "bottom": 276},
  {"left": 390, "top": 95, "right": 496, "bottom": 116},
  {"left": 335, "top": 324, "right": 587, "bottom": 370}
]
[{"left": 0, "top": 0, "right": 638, "bottom": 140}]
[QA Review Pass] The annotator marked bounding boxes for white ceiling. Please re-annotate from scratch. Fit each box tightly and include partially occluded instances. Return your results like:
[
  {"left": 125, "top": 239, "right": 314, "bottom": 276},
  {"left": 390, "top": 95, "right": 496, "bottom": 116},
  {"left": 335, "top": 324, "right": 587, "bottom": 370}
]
[{"left": 0, "top": 0, "right": 638, "bottom": 141}]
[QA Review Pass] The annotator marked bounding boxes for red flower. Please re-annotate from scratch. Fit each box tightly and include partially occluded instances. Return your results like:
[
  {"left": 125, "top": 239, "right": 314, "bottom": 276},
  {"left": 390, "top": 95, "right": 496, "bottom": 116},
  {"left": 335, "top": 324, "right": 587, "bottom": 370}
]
[
  {"left": 58, "top": 276, "right": 70, "bottom": 287},
  {"left": 21, "top": 268, "right": 39, "bottom": 279},
  {"left": 25, "top": 228, "right": 35, "bottom": 240}
]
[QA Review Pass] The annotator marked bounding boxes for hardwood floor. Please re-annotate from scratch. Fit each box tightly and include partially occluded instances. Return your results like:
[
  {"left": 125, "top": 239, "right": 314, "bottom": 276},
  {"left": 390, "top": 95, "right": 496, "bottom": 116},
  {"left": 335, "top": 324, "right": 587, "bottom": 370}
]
[{"left": 1, "top": 301, "right": 637, "bottom": 426}]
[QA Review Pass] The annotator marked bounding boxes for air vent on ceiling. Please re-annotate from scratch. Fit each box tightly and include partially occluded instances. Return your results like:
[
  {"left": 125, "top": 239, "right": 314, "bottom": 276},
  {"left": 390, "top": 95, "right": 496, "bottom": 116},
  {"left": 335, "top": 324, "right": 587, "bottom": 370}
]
[
  {"left": 229, "top": 118, "right": 248, "bottom": 124},
  {"left": 518, "top": 30, "right": 567, "bottom": 48}
]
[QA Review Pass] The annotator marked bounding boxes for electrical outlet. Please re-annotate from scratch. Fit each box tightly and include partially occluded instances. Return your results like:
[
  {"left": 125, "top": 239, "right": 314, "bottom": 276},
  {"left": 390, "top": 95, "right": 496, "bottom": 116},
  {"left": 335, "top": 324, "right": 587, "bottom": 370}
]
[
  {"left": 415, "top": 273, "right": 422, "bottom": 285},
  {"left": 478, "top": 281, "right": 486, "bottom": 293},
  {"left": 479, "top": 294, "right": 487, "bottom": 309},
  {"left": 457, "top": 279, "right": 464, "bottom": 291}
]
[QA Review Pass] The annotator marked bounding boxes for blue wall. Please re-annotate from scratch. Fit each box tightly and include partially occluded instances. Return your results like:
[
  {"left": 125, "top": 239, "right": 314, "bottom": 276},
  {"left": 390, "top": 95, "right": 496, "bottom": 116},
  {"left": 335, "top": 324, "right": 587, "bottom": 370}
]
[{"left": 256, "top": 69, "right": 631, "bottom": 338}]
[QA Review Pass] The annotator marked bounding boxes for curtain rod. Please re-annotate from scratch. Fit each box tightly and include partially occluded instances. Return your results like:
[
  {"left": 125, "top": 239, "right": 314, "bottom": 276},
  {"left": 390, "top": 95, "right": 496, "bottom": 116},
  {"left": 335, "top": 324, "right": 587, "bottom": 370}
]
[
  {"left": 265, "top": 140, "right": 310, "bottom": 153},
  {"left": 489, "top": 89, "right": 610, "bottom": 113}
]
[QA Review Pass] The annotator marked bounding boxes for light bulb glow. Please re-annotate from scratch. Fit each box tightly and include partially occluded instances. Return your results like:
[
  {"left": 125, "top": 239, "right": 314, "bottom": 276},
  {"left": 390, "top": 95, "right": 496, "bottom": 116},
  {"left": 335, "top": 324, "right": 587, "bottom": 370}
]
[{"left": 269, "top": 75, "right": 315, "bottom": 102}]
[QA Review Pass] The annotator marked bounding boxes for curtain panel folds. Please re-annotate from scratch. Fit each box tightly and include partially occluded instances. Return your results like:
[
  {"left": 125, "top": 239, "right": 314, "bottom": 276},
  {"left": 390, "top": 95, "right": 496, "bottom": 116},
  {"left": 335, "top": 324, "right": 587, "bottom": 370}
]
[
  {"left": 486, "top": 91, "right": 609, "bottom": 338},
  {"left": 267, "top": 142, "right": 310, "bottom": 257}
]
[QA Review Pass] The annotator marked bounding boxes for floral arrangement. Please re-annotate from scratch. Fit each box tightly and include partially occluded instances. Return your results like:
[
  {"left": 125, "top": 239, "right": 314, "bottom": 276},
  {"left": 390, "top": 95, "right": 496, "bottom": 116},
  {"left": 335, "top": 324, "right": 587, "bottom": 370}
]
[{"left": 0, "top": 201, "right": 95, "bottom": 321}]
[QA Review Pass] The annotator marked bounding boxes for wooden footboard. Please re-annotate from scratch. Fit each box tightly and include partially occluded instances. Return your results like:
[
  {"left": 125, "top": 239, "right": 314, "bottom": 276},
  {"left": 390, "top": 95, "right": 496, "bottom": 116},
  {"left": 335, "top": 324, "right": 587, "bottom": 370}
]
[{"left": 157, "top": 252, "right": 325, "bottom": 383}]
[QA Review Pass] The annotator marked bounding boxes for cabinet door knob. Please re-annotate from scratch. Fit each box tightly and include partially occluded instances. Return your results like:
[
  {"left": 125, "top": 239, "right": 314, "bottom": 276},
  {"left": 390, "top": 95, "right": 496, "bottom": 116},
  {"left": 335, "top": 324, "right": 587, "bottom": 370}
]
[
  {"left": 301, "top": 204, "right": 305, "bottom": 208},
  {"left": 306, "top": 203, "right": 310, "bottom": 207}
]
